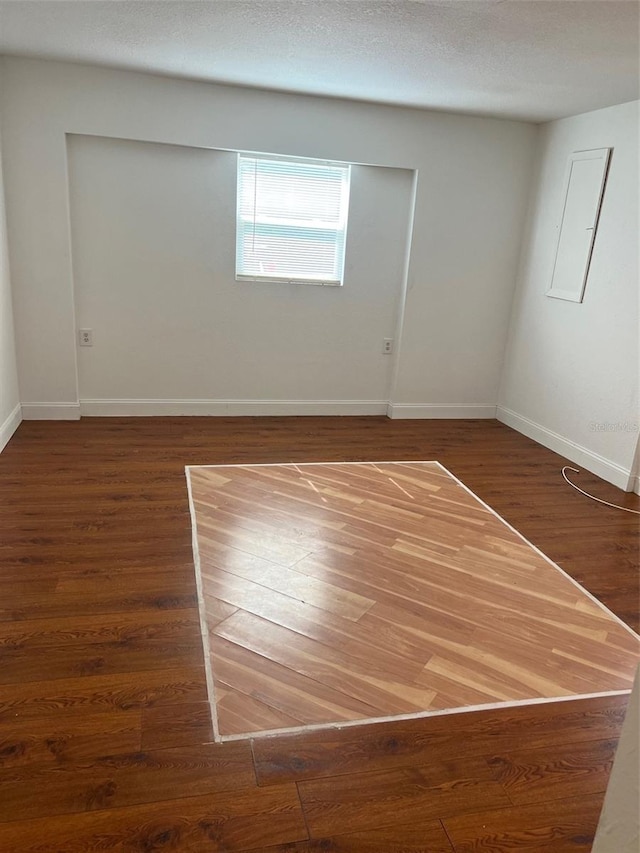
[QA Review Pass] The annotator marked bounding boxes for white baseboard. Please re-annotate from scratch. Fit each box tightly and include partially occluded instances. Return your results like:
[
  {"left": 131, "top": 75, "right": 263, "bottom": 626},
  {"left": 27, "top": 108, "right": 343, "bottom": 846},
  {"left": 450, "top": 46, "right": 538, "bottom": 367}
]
[
  {"left": 497, "top": 406, "right": 633, "bottom": 491},
  {"left": 631, "top": 475, "right": 640, "bottom": 497},
  {"left": 21, "top": 403, "right": 81, "bottom": 421},
  {"left": 79, "top": 399, "right": 389, "bottom": 417},
  {"left": 387, "top": 403, "right": 497, "bottom": 419},
  {"left": 0, "top": 403, "right": 22, "bottom": 452}
]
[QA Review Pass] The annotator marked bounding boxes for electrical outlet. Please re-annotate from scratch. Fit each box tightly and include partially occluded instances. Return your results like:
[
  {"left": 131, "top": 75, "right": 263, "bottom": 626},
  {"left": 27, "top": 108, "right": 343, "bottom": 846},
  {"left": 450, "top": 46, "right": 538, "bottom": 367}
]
[
  {"left": 382, "top": 338, "right": 393, "bottom": 355},
  {"left": 79, "top": 329, "right": 93, "bottom": 347}
]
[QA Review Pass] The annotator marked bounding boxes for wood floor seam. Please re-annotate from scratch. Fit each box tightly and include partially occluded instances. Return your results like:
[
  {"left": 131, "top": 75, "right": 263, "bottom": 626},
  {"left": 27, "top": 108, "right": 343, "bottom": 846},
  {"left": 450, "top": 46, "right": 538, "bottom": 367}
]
[
  {"left": 294, "top": 780, "right": 314, "bottom": 843},
  {"left": 439, "top": 817, "right": 458, "bottom": 853}
]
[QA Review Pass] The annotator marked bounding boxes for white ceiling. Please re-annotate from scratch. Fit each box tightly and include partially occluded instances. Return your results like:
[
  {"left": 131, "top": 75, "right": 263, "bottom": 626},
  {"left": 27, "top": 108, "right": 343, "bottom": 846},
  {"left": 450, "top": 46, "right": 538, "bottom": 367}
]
[{"left": 0, "top": 0, "right": 638, "bottom": 122}]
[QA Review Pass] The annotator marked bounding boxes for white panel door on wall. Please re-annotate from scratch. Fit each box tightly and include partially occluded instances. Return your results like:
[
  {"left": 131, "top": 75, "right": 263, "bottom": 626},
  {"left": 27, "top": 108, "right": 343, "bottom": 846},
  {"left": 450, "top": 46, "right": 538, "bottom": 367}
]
[{"left": 547, "top": 147, "right": 611, "bottom": 303}]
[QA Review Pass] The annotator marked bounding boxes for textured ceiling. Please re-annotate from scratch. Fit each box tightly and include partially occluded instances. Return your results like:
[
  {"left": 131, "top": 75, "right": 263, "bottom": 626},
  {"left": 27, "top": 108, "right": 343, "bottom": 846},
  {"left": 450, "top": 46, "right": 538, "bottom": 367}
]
[{"left": 0, "top": 0, "right": 638, "bottom": 122}]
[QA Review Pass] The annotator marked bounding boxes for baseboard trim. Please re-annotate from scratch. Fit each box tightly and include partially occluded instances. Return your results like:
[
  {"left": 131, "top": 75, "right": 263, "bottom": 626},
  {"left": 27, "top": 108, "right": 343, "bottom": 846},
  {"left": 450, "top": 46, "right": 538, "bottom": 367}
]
[
  {"left": 497, "top": 406, "right": 633, "bottom": 491},
  {"left": 21, "top": 403, "right": 81, "bottom": 421},
  {"left": 0, "top": 403, "right": 22, "bottom": 452},
  {"left": 631, "top": 475, "right": 640, "bottom": 497},
  {"left": 387, "top": 404, "right": 497, "bottom": 420},
  {"left": 79, "top": 399, "right": 389, "bottom": 417}
]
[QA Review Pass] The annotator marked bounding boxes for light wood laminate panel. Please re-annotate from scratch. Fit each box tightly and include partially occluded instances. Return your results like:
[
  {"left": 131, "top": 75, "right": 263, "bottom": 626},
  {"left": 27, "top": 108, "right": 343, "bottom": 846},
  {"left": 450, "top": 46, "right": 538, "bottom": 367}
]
[{"left": 188, "top": 462, "right": 640, "bottom": 738}]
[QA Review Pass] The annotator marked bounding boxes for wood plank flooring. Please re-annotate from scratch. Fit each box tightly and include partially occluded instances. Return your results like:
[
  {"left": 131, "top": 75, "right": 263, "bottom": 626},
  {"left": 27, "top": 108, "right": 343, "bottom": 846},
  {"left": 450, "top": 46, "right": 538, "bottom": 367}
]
[
  {"left": 1, "top": 416, "right": 639, "bottom": 850},
  {"left": 188, "top": 461, "right": 639, "bottom": 738}
]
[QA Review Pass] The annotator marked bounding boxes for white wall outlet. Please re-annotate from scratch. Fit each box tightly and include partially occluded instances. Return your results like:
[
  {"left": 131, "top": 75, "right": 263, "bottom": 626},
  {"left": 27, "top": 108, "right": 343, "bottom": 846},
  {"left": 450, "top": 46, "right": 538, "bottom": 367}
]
[
  {"left": 79, "top": 329, "right": 93, "bottom": 347},
  {"left": 382, "top": 338, "right": 393, "bottom": 354}
]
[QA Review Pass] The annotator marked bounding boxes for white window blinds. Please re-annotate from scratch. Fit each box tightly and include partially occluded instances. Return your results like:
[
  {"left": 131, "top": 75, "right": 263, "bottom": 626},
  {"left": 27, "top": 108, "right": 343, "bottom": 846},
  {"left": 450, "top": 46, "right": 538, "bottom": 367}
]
[{"left": 236, "top": 155, "right": 350, "bottom": 285}]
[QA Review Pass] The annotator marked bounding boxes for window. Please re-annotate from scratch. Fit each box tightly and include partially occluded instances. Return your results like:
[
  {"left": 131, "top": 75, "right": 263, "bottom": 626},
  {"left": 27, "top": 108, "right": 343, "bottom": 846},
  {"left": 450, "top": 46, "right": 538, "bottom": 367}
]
[{"left": 236, "top": 154, "right": 350, "bottom": 285}]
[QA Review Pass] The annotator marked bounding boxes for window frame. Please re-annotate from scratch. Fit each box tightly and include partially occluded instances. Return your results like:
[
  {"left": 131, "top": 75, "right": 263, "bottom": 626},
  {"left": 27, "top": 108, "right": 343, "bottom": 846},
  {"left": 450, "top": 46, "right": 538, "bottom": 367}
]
[{"left": 235, "top": 152, "right": 351, "bottom": 287}]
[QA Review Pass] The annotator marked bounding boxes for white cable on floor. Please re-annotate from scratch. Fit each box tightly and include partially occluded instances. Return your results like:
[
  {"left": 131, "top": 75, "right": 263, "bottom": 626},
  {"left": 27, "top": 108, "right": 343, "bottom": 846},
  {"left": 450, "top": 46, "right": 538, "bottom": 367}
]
[{"left": 561, "top": 466, "right": 640, "bottom": 515}]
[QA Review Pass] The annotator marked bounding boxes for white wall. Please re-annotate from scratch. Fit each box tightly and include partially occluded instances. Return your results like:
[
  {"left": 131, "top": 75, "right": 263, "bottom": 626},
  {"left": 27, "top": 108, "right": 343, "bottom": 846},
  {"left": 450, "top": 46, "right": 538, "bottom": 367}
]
[
  {"left": 0, "top": 57, "right": 536, "bottom": 419},
  {"left": 592, "top": 667, "right": 639, "bottom": 853},
  {"left": 631, "top": 435, "right": 640, "bottom": 496},
  {"left": 499, "top": 101, "right": 639, "bottom": 489},
  {"left": 0, "top": 69, "right": 21, "bottom": 451},
  {"left": 67, "top": 135, "right": 412, "bottom": 414}
]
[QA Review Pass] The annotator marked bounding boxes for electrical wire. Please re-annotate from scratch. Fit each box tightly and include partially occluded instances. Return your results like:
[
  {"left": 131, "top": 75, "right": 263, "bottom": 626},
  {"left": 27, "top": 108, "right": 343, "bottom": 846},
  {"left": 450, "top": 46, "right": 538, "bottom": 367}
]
[{"left": 561, "top": 466, "right": 640, "bottom": 515}]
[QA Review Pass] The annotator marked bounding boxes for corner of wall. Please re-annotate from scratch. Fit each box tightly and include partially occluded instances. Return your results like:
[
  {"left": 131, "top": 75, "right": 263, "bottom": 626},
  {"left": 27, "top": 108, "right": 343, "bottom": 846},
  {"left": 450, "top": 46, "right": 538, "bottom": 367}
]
[
  {"left": 629, "top": 434, "right": 640, "bottom": 495},
  {"left": 496, "top": 103, "right": 639, "bottom": 491},
  {"left": 0, "top": 60, "right": 23, "bottom": 454},
  {"left": 496, "top": 121, "right": 543, "bottom": 410},
  {"left": 0, "top": 402, "right": 22, "bottom": 452}
]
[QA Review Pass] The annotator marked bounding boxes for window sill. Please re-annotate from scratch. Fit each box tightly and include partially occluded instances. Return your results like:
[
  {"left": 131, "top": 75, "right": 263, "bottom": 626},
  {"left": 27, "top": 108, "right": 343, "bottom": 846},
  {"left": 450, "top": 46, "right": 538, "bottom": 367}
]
[{"left": 235, "top": 275, "right": 343, "bottom": 287}]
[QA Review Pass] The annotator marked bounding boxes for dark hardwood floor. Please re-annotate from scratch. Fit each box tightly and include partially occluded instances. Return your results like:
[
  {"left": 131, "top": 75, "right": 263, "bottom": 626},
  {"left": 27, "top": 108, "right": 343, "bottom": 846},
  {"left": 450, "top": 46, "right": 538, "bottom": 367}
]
[{"left": 0, "top": 416, "right": 638, "bottom": 851}]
